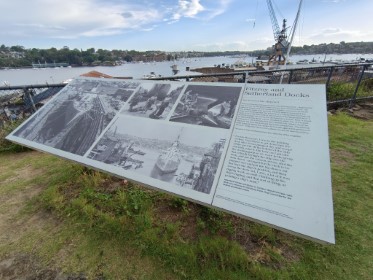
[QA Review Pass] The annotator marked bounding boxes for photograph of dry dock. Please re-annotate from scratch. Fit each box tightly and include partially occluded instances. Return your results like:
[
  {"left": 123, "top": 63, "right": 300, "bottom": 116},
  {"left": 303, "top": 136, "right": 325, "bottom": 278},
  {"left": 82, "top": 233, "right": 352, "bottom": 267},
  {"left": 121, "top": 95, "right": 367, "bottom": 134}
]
[
  {"left": 121, "top": 83, "right": 184, "bottom": 120},
  {"left": 13, "top": 78, "right": 139, "bottom": 156},
  {"left": 88, "top": 117, "right": 227, "bottom": 194},
  {"left": 170, "top": 84, "right": 242, "bottom": 129}
]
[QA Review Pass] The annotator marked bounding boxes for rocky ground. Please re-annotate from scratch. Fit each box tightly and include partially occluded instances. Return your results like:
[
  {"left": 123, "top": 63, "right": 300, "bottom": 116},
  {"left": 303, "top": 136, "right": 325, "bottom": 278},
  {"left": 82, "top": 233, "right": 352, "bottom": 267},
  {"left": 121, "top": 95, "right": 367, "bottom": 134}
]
[{"left": 328, "top": 101, "right": 373, "bottom": 120}]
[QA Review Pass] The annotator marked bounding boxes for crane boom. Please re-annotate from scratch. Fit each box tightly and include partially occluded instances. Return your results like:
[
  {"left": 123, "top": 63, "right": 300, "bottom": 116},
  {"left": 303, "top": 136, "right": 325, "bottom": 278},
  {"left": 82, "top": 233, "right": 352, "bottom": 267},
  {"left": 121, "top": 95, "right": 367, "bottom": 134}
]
[
  {"left": 266, "top": 0, "right": 280, "bottom": 42},
  {"left": 266, "top": 0, "right": 299, "bottom": 66},
  {"left": 263, "top": 0, "right": 303, "bottom": 67}
]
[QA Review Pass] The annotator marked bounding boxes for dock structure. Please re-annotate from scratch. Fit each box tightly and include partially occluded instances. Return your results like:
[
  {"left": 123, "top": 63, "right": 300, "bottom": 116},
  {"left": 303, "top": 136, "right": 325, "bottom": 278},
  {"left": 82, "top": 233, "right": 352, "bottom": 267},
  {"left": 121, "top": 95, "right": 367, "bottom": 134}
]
[{"left": 32, "top": 62, "right": 69, "bottom": 68}]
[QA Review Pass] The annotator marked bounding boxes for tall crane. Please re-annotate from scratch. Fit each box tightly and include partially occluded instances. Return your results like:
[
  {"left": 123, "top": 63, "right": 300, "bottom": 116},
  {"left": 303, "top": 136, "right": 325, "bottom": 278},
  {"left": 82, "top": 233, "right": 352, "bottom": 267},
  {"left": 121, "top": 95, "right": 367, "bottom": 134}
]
[{"left": 266, "top": 0, "right": 303, "bottom": 66}]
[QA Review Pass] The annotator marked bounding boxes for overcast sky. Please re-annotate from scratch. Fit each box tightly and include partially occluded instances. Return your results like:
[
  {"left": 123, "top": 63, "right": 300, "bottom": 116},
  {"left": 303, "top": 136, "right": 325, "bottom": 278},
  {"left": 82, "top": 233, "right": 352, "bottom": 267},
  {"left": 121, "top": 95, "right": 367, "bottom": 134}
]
[{"left": 1, "top": 0, "right": 372, "bottom": 51}]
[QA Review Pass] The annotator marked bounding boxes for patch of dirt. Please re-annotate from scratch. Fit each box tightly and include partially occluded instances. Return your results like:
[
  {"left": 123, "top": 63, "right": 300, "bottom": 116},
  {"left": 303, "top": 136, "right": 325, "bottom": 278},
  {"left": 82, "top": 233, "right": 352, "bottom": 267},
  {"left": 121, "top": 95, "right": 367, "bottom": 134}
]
[
  {"left": 279, "top": 244, "right": 301, "bottom": 263},
  {"left": 0, "top": 152, "right": 48, "bottom": 187},
  {"left": 1, "top": 164, "right": 44, "bottom": 186},
  {"left": 0, "top": 184, "right": 44, "bottom": 245},
  {"left": 153, "top": 202, "right": 200, "bottom": 241},
  {"left": 225, "top": 218, "right": 301, "bottom": 268},
  {"left": 330, "top": 149, "right": 356, "bottom": 167},
  {"left": 0, "top": 253, "right": 87, "bottom": 280},
  {"left": 350, "top": 102, "right": 373, "bottom": 120},
  {"left": 0, "top": 151, "right": 36, "bottom": 173},
  {"left": 227, "top": 217, "right": 260, "bottom": 253},
  {"left": 178, "top": 206, "right": 201, "bottom": 241},
  {"left": 0, "top": 151, "right": 92, "bottom": 280},
  {"left": 0, "top": 154, "right": 50, "bottom": 245},
  {"left": 329, "top": 101, "right": 373, "bottom": 120},
  {"left": 152, "top": 201, "right": 301, "bottom": 268}
]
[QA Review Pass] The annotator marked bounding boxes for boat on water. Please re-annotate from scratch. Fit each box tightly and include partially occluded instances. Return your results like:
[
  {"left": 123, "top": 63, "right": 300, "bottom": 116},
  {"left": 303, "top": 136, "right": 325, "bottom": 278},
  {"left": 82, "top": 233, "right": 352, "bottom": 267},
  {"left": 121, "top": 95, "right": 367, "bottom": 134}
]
[
  {"left": 309, "top": 58, "right": 320, "bottom": 64},
  {"left": 154, "top": 134, "right": 181, "bottom": 174},
  {"left": 143, "top": 71, "right": 161, "bottom": 79},
  {"left": 171, "top": 63, "right": 179, "bottom": 75},
  {"left": 296, "top": 59, "right": 309, "bottom": 65}
]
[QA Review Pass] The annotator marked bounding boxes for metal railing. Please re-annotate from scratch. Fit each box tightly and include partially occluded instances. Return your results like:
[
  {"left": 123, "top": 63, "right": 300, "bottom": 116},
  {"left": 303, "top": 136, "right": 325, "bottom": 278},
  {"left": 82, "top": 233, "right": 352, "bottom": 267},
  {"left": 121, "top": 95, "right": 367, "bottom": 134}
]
[
  {"left": 150, "top": 63, "right": 373, "bottom": 108},
  {"left": 1, "top": 63, "right": 372, "bottom": 114},
  {"left": 0, "top": 84, "right": 65, "bottom": 119}
]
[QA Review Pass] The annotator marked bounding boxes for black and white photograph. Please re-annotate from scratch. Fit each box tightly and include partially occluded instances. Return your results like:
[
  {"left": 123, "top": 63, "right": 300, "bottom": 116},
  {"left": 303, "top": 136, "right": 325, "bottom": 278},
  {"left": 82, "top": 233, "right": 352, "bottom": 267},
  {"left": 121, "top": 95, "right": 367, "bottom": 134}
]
[
  {"left": 170, "top": 84, "right": 242, "bottom": 129},
  {"left": 13, "top": 78, "right": 139, "bottom": 156},
  {"left": 88, "top": 117, "right": 227, "bottom": 194},
  {"left": 121, "top": 83, "right": 184, "bottom": 120}
]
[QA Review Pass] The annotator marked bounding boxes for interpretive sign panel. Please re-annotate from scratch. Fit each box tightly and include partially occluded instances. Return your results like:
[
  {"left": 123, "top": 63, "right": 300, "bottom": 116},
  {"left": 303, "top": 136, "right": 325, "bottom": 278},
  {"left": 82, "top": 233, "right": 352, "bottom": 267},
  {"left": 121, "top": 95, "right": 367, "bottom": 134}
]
[
  {"left": 212, "top": 84, "right": 334, "bottom": 243},
  {"left": 7, "top": 77, "right": 335, "bottom": 244}
]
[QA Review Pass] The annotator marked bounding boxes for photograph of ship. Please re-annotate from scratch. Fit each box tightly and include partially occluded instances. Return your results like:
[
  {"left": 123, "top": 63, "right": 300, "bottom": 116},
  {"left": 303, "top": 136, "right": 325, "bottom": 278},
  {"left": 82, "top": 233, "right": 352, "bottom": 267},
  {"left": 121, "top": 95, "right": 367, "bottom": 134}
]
[
  {"left": 169, "top": 84, "right": 242, "bottom": 129},
  {"left": 13, "top": 78, "right": 140, "bottom": 156},
  {"left": 121, "top": 83, "right": 184, "bottom": 120},
  {"left": 88, "top": 117, "right": 228, "bottom": 194}
]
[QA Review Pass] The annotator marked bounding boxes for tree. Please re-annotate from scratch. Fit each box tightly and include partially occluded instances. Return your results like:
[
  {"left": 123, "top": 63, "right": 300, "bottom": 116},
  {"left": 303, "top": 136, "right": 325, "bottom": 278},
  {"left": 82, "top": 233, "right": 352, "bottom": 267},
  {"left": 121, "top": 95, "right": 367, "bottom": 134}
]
[
  {"left": 123, "top": 55, "right": 133, "bottom": 62},
  {"left": 10, "top": 45, "right": 25, "bottom": 52},
  {"left": 0, "top": 44, "right": 8, "bottom": 51}
]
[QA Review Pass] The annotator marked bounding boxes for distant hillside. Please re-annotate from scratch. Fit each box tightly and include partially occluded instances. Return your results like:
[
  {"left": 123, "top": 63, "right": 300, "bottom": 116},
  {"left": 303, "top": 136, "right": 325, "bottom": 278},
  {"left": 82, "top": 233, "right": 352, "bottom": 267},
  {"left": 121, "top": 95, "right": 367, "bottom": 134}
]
[
  {"left": 200, "top": 42, "right": 373, "bottom": 58},
  {"left": 290, "top": 41, "right": 373, "bottom": 55},
  {"left": 0, "top": 41, "right": 372, "bottom": 68}
]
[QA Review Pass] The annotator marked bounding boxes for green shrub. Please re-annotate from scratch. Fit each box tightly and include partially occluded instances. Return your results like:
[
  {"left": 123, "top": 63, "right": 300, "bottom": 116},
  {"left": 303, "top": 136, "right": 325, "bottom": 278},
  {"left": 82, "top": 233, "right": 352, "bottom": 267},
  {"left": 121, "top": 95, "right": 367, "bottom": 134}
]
[
  {"left": 327, "top": 81, "right": 355, "bottom": 101},
  {"left": 327, "top": 78, "right": 373, "bottom": 102},
  {"left": 0, "top": 120, "right": 30, "bottom": 153},
  {"left": 361, "top": 77, "right": 373, "bottom": 91}
]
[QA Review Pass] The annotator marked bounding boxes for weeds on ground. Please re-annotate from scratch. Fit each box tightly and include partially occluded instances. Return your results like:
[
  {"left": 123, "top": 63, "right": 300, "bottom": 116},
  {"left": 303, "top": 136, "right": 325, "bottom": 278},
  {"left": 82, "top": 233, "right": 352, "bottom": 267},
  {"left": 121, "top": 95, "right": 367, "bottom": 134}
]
[
  {"left": 35, "top": 166, "right": 294, "bottom": 279},
  {"left": 1, "top": 112, "right": 372, "bottom": 279},
  {"left": 0, "top": 120, "right": 29, "bottom": 153},
  {"left": 327, "top": 77, "right": 373, "bottom": 101},
  {"left": 328, "top": 81, "right": 356, "bottom": 101}
]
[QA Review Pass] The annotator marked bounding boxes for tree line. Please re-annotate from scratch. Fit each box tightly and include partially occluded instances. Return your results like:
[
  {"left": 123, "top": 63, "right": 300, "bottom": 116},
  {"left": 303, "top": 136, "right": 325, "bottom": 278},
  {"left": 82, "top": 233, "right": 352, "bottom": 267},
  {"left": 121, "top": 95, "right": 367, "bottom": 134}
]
[
  {"left": 0, "top": 45, "right": 151, "bottom": 67},
  {"left": 1, "top": 41, "right": 372, "bottom": 68},
  {"left": 290, "top": 41, "right": 373, "bottom": 55}
]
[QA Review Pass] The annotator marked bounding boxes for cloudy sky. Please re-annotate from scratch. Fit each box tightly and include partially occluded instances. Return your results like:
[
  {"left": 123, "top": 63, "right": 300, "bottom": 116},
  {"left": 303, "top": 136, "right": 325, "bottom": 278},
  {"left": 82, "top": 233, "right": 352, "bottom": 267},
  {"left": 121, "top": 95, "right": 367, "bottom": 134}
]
[{"left": 1, "top": 0, "right": 372, "bottom": 51}]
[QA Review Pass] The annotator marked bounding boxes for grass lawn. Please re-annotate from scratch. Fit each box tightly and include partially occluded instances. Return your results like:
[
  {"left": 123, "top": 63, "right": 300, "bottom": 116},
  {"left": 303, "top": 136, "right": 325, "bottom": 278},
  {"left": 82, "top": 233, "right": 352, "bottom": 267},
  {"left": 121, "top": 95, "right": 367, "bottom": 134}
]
[{"left": 0, "top": 112, "right": 372, "bottom": 279}]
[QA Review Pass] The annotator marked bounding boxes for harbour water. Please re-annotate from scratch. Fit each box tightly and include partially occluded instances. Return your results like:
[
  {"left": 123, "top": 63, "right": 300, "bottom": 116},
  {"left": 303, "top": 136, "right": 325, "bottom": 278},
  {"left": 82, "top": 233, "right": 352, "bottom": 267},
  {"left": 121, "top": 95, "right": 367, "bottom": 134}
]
[{"left": 1, "top": 53, "right": 372, "bottom": 87}]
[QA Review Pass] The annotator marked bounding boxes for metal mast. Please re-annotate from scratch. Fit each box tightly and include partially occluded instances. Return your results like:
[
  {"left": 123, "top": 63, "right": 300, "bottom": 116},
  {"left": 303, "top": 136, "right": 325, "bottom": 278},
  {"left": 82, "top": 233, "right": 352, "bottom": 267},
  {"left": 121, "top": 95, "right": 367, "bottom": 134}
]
[
  {"left": 284, "top": 0, "right": 304, "bottom": 65},
  {"left": 279, "top": 0, "right": 303, "bottom": 83}
]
